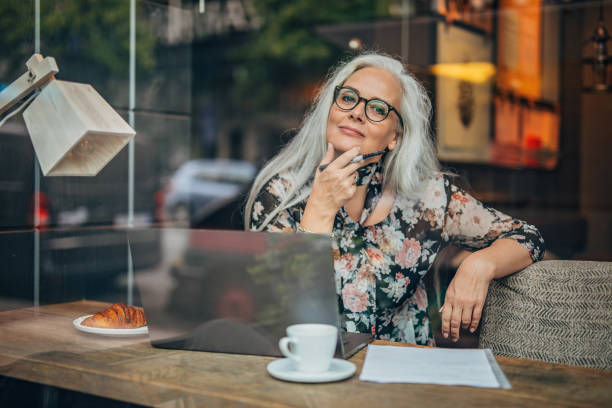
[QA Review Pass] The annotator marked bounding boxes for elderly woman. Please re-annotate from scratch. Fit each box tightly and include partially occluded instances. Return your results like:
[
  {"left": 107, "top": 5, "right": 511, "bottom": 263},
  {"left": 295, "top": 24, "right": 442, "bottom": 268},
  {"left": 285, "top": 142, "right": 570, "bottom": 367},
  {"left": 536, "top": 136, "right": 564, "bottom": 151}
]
[{"left": 245, "top": 53, "right": 544, "bottom": 346}]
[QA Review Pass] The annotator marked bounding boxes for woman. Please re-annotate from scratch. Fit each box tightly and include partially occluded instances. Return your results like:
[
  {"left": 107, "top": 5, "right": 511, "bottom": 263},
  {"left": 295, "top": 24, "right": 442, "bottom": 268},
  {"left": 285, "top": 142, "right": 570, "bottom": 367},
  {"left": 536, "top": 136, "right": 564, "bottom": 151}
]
[{"left": 245, "top": 53, "right": 544, "bottom": 346}]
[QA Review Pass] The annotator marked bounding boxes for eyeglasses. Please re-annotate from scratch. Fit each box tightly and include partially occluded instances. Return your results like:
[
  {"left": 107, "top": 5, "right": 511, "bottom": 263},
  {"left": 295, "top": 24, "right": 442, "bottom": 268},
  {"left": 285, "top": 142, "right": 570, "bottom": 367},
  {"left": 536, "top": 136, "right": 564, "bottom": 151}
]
[{"left": 334, "top": 86, "right": 404, "bottom": 128}]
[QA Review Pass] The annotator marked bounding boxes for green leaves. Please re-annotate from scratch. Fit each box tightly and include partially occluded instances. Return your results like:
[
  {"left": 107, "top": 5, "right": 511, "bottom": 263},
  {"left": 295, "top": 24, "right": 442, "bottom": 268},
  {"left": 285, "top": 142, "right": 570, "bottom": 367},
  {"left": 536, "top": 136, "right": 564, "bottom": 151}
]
[
  {"left": 0, "top": 0, "right": 155, "bottom": 79},
  {"left": 228, "top": 0, "right": 398, "bottom": 109}
]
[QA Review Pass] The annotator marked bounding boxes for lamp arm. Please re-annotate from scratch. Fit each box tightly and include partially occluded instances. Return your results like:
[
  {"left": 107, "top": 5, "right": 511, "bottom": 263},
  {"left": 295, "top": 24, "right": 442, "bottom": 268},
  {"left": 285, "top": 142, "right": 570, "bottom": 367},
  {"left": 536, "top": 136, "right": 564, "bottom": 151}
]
[{"left": 0, "top": 54, "right": 59, "bottom": 118}]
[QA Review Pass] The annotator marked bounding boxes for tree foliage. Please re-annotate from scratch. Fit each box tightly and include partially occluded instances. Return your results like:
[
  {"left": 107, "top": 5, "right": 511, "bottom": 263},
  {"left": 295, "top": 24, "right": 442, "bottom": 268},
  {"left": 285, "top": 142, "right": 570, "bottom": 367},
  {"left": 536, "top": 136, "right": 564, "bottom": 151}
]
[
  {"left": 228, "top": 0, "right": 398, "bottom": 109},
  {"left": 0, "top": 0, "right": 155, "bottom": 82}
]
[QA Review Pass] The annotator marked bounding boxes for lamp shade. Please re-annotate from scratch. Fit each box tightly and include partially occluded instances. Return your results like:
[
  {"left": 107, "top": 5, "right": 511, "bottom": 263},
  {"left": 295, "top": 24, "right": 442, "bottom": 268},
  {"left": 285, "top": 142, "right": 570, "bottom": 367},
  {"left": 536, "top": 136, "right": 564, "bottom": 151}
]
[{"left": 23, "top": 80, "right": 135, "bottom": 176}]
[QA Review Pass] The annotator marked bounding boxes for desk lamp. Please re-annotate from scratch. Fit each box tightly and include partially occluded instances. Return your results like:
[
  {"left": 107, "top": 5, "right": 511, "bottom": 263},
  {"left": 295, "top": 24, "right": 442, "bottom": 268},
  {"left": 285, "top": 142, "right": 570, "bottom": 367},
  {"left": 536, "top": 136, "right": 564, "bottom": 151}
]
[{"left": 0, "top": 53, "right": 135, "bottom": 176}]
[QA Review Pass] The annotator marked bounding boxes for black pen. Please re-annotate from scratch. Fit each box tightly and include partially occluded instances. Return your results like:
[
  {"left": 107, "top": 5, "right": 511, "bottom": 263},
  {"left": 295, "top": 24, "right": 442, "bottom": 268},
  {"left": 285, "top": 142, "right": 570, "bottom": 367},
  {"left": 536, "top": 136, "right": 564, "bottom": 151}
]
[{"left": 318, "top": 150, "right": 386, "bottom": 172}]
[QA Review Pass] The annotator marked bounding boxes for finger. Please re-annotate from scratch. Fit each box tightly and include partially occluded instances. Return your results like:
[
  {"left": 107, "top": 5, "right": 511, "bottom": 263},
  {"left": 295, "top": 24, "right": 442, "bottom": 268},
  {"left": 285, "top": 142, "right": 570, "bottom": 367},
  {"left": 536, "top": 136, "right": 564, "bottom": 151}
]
[
  {"left": 338, "top": 150, "right": 383, "bottom": 176},
  {"left": 317, "top": 143, "right": 335, "bottom": 170},
  {"left": 470, "top": 305, "right": 483, "bottom": 333},
  {"left": 461, "top": 305, "right": 473, "bottom": 330},
  {"left": 345, "top": 183, "right": 357, "bottom": 198},
  {"left": 339, "top": 173, "right": 355, "bottom": 190},
  {"left": 338, "top": 161, "right": 364, "bottom": 178},
  {"left": 335, "top": 180, "right": 356, "bottom": 203},
  {"left": 328, "top": 146, "right": 361, "bottom": 170},
  {"left": 441, "top": 304, "right": 451, "bottom": 339},
  {"left": 342, "top": 174, "right": 358, "bottom": 194},
  {"left": 450, "top": 305, "right": 462, "bottom": 342}
]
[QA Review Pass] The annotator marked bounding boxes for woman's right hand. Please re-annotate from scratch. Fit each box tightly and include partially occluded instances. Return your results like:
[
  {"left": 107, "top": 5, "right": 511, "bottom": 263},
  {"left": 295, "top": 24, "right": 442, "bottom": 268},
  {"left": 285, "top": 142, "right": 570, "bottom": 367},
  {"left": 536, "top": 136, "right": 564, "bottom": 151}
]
[{"left": 304, "top": 143, "right": 363, "bottom": 223}]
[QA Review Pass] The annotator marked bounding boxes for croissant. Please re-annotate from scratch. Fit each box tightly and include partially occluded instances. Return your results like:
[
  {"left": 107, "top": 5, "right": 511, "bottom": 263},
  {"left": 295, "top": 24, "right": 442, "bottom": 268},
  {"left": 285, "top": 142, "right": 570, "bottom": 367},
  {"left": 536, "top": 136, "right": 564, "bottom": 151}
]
[{"left": 82, "top": 302, "right": 147, "bottom": 329}]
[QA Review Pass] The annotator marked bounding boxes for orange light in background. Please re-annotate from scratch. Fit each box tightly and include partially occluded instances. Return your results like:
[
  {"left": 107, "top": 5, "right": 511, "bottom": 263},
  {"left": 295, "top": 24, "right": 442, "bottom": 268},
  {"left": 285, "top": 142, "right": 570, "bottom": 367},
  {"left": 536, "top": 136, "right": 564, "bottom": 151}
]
[{"left": 429, "top": 62, "right": 496, "bottom": 84}]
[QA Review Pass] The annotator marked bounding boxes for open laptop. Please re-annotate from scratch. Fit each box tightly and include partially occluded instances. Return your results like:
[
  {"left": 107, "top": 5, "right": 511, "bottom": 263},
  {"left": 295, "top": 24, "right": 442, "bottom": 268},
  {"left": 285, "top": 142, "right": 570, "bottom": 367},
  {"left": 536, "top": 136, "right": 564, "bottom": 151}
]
[{"left": 128, "top": 228, "right": 372, "bottom": 359}]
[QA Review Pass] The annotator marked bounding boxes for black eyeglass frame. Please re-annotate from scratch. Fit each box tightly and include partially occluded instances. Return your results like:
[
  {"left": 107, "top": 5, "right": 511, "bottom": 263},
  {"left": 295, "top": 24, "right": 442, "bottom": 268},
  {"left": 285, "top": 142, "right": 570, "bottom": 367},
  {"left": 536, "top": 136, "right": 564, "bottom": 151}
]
[{"left": 334, "top": 86, "right": 404, "bottom": 128}]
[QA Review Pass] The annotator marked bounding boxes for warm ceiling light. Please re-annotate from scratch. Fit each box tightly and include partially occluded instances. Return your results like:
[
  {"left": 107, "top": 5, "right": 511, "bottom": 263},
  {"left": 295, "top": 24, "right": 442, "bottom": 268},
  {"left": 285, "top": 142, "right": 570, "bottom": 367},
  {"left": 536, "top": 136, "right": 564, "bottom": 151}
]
[
  {"left": 429, "top": 62, "right": 496, "bottom": 84},
  {"left": 0, "top": 54, "right": 135, "bottom": 176}
]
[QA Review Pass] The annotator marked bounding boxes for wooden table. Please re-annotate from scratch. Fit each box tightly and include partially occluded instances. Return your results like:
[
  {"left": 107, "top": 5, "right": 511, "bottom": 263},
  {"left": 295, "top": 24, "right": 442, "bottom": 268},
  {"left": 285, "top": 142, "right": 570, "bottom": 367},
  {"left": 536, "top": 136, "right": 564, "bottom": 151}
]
[{"left": 0, "top": 301, "right": 610, "bottom": 407}]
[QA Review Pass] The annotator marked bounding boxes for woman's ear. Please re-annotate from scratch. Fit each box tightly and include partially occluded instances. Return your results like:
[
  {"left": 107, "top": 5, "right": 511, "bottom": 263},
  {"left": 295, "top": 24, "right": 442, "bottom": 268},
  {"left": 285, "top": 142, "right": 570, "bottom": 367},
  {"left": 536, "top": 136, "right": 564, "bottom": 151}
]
[{"left": 387, "top": 137, "right": 397, "bottom": 151}]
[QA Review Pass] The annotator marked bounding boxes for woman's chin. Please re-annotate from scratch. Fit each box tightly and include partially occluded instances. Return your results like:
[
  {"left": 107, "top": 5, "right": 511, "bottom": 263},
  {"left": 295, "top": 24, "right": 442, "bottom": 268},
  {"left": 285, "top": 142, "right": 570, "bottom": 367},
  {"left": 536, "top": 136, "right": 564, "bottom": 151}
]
[{"left": 329, "top": 139, "right": 362, "bottom": 153}]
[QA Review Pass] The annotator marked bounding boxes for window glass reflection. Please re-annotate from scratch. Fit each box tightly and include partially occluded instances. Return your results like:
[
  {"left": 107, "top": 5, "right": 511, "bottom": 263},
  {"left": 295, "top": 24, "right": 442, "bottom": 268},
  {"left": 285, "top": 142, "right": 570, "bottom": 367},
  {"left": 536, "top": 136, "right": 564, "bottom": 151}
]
[{"left": 0, "top": 0, "right": 609, "bottom": 326}]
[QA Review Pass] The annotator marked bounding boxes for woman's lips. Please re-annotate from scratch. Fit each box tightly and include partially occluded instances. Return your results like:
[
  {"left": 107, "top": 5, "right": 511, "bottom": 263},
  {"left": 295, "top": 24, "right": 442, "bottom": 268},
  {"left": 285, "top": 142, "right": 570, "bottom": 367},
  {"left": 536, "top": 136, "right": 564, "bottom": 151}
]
[{"left": 339, "top": 126, "right": 364, "bottom": 138}]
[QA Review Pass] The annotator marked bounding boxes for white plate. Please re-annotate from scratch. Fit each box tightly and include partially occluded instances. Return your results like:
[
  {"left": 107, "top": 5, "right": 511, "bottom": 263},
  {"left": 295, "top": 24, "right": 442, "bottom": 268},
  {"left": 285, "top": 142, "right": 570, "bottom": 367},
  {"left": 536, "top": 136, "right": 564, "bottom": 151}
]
[
  {"left": 73, "top": 315, "right": 149, "bottom": 337},
  {"left": 267, "top": 358, "right": 356, "bottom": 383}
]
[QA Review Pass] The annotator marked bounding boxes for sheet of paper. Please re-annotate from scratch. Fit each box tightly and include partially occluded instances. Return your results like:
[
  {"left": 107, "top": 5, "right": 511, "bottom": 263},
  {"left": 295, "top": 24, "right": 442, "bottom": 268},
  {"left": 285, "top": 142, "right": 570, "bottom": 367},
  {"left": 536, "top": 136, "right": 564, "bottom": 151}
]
[{"left": 359, "top": 345, "right": 511, "bottom": 389}]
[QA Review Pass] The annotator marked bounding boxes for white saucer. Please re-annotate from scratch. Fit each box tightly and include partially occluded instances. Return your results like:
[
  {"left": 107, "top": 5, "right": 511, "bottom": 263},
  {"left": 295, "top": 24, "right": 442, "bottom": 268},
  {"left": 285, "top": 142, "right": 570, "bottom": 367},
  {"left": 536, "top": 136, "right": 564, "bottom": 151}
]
[
  {"left": 267, "top": 358, "right": 356, "bottom": 383},
  {"left": 73, "top": 315, "right": 148, "bottom": 337}
]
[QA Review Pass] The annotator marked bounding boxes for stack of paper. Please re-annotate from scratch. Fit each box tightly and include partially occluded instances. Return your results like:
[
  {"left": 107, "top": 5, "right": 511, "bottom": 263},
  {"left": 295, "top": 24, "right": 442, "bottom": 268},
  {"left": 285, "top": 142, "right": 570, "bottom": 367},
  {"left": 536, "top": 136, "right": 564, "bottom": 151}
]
[{"left": 359, "top": 345, "right": 511, "bottom": 389}]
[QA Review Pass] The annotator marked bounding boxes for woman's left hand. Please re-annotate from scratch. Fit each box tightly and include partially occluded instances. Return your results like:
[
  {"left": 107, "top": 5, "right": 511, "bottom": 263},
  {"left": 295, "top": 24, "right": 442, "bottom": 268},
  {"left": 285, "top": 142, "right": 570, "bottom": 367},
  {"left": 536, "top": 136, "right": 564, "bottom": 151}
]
[{"left": 440, "top": 252, "right": 496, "bottom": 342}]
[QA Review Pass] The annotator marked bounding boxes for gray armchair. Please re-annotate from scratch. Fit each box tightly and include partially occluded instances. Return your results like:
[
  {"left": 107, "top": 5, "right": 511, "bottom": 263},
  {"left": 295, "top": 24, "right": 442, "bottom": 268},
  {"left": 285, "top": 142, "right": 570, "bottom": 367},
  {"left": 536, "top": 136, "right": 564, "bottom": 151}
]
[{"left": 479, "top": 260, "right": 612, "bottom": 370}]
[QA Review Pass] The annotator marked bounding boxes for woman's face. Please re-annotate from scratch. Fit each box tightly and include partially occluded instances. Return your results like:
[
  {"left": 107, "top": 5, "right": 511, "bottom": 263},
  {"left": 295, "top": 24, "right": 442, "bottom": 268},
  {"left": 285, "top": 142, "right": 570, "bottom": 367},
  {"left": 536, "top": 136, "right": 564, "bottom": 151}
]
[{"left": 326, "top": 66, "right": 402, "bottom": 158}]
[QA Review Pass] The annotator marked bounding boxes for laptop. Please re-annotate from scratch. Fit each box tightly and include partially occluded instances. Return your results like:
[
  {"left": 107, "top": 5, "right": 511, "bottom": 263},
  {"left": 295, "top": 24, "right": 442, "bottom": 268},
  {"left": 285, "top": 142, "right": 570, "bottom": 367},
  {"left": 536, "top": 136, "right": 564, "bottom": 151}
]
[{"left": 128, "top": 228, "right": 372, "bottom": 359}]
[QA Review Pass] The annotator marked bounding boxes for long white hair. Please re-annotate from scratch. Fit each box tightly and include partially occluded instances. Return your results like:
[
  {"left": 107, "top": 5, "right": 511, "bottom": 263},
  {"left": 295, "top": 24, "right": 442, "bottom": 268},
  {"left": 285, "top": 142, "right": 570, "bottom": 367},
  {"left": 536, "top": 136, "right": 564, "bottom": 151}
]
[{"left": 245, "top": 52, "right": 439, "bottom": 231}]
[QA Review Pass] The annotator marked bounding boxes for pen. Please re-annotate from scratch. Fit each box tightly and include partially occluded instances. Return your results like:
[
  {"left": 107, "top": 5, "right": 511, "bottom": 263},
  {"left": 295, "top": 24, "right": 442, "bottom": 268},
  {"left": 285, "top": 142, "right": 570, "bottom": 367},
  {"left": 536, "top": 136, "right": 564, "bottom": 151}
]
[{"left": 318, "top": 150, "right": 386, "bottom": 172}]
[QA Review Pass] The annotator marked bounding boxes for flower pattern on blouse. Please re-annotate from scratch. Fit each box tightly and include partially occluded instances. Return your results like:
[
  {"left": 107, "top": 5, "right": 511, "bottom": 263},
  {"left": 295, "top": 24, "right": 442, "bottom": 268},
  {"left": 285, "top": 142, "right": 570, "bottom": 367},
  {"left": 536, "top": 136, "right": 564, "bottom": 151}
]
[{"left": 249, "top": 160, "right": 545, "bottom": 346}]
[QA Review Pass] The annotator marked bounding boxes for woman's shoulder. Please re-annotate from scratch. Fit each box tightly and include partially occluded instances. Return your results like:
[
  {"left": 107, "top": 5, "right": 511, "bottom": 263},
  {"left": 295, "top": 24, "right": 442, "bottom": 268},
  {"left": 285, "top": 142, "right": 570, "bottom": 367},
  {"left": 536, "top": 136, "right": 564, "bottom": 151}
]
[
  {"left": 393, "top": 173, "right": 449, "bottom": 209},
  {"left": 402, "top": 173, "right": 449, "bottom": 195},
  {"left": 421, "top": 173, "right": 450, "bottom": 206},
  {"left": 425, "top": 172, "right": 450, "bottom": 189},
  {"left": 259, "top": 169, "right": 299, "bottom": 201}
]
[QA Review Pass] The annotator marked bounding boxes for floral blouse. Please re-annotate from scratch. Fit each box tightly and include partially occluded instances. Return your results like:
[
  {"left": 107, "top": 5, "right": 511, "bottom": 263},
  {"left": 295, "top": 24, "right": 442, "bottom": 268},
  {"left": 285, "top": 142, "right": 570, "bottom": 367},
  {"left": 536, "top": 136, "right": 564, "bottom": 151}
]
[{"left": 249, "top": 160, "right": 545, "bottom": 346}]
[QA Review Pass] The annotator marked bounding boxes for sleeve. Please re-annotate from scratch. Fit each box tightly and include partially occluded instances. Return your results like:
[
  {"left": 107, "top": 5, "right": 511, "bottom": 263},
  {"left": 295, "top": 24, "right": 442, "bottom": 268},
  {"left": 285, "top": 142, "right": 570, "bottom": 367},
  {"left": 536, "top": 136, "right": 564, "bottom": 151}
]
[
  {"left": 249, "top": 175, "right": 299, "bottom": 233},
  {"left": 442, "top": 182, "right": 545, "bottom": 262}
]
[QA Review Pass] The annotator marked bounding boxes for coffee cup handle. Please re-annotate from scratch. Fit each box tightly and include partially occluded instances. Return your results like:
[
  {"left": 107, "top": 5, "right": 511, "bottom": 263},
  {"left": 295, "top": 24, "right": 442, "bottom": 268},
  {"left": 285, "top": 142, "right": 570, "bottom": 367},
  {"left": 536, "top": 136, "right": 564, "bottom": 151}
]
[{"left": 279, "top": 336, "right": 300, "bottom": 362}]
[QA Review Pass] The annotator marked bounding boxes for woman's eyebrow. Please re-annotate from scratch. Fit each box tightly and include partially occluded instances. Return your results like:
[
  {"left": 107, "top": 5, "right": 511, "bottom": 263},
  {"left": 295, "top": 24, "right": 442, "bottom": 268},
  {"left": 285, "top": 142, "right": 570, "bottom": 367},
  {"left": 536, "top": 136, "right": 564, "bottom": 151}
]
[
  {"left": 342, "top": 85, "right": 359, "bottom": 92},
  {"left": 342, "top": 85, "right": 389, "bottom": 103}
]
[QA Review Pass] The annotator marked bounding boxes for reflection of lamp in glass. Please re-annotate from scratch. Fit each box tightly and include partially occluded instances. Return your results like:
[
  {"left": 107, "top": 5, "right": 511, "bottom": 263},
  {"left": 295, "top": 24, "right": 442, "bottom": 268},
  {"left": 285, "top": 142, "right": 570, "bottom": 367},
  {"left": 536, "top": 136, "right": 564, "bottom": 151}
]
[
  {"left": 582, "top": 1, "right": 611, "bottom": 93},
  {"left": 0, "top": 54, "right": 135, "bottom": 176}
]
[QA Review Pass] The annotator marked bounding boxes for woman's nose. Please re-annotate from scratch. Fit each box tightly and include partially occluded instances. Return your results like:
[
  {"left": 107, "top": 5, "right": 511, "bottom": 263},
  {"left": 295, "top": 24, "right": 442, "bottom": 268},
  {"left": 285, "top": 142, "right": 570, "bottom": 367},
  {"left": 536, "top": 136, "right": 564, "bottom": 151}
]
[{"left": 349, "top": 100, "right": 366, "bottom": 122}]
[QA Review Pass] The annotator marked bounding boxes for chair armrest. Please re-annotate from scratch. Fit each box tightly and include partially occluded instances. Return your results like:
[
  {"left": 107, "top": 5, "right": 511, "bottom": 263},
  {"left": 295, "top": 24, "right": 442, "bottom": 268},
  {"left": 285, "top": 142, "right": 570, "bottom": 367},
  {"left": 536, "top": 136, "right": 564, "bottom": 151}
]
[{"left": 479, "top": 260, "right": 612, "bottom": 370}]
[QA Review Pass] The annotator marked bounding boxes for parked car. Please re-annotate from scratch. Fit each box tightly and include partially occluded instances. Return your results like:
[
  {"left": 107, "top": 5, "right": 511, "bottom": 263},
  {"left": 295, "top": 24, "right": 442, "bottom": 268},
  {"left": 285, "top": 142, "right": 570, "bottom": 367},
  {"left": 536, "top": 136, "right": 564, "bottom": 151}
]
[{"left": 163, "top": 159, "right": 257, "bottom": 227}]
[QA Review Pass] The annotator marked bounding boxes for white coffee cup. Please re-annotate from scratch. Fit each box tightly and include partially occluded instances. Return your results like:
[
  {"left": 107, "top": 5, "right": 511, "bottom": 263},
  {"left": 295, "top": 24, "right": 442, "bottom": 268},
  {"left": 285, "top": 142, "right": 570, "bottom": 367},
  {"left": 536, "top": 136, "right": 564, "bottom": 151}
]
[{"left": 278, "top": 324, "right": 338, "bottom": 373}]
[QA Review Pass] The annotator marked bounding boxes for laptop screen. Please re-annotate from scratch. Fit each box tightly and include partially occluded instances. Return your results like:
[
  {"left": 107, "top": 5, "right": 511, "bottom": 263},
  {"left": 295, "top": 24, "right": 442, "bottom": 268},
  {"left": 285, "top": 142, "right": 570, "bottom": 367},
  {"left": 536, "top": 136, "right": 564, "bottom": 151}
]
[{"left": 129, "top": 228, "right": 341, "bottom": 357}]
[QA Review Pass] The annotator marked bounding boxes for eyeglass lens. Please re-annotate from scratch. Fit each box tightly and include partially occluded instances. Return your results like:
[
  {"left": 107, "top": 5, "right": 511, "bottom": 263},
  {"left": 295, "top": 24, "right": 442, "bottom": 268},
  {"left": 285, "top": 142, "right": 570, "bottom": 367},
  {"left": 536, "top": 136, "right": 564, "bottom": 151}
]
[{"left": 335, "top": 88, "right": 390, "bottom": 122}]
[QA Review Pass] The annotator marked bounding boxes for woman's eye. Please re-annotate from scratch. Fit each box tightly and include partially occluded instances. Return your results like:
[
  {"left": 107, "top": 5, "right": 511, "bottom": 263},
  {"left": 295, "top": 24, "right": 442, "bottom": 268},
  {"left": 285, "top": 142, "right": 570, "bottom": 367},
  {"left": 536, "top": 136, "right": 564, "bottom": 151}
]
[
  {"left": 342, "top": 94, "right": 356, "bottom": 103},
  {"left": 370, "top": 103, "right": 387, "bottom": 116}
]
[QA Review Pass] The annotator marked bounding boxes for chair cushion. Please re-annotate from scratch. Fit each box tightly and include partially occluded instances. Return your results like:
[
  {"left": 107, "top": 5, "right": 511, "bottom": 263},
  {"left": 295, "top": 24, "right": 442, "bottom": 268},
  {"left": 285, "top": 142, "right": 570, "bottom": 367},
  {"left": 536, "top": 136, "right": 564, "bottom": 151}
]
[{"left": 479, "top": 260, "right": 612, "bottom": 370}]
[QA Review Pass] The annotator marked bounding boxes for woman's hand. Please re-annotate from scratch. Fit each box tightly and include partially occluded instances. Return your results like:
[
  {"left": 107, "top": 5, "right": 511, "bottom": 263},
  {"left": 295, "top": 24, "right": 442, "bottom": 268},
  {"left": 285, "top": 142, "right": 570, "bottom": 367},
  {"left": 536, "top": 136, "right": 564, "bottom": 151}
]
[
  {"left": 440, "top": 251, "right": 496, "bottom": 342},
  {"left": 299, "top": 143, "right": 363, "bottom": 233},
  {"left": 310, "top": 143, "right": 363, "bottom": 214}
]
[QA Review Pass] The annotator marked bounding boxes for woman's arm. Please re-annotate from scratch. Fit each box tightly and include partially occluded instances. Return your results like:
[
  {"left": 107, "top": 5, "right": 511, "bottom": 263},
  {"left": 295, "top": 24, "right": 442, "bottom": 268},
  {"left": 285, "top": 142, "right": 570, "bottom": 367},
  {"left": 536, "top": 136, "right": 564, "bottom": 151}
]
[
  {"left": 440, "top": 238, "right": 533, "bottom": 342},
  {"left": 249, "top": 174, "right": 299, "bottom": 232},
  {"left": 440, "top": 182, "right": 545, "bottom": 342}
]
